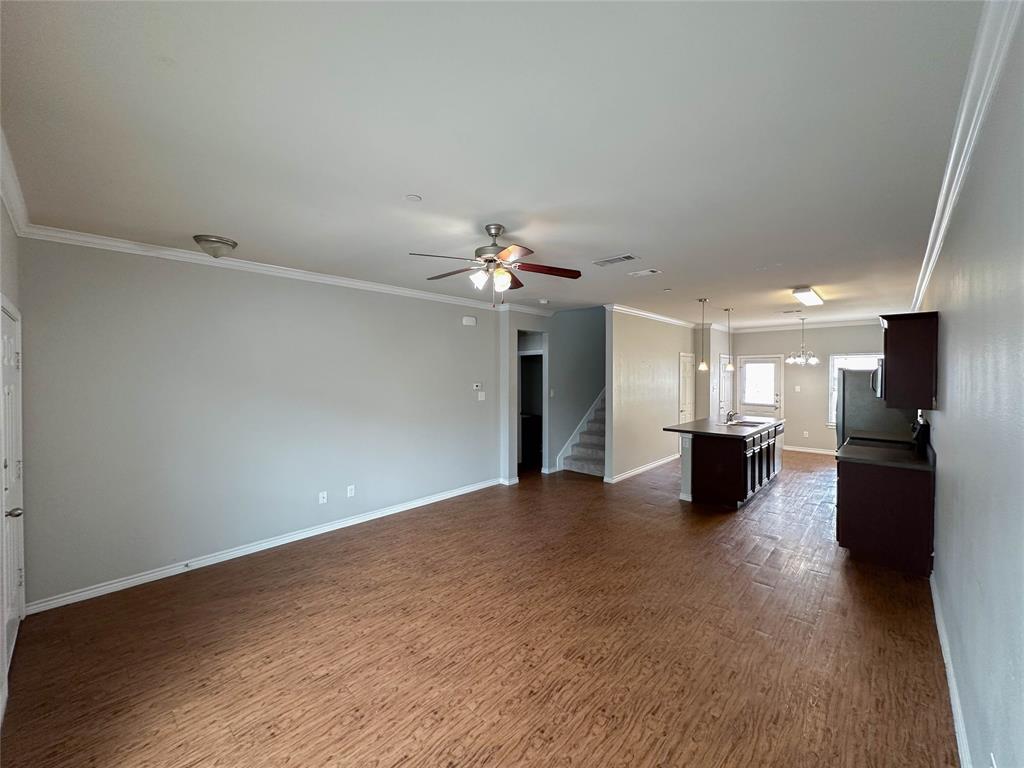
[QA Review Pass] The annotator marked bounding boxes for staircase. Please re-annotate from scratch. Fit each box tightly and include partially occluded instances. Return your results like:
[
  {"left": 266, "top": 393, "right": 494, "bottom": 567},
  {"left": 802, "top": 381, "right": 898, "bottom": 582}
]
[{"left": 562, "top": 395, "right": 606, "bottom": 477}]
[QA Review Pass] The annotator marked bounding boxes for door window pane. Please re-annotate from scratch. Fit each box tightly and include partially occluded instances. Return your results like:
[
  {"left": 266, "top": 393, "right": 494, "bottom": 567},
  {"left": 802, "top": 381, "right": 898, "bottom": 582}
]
[{"left": 742, "top": 363, "right": 776, "bottom": 405}]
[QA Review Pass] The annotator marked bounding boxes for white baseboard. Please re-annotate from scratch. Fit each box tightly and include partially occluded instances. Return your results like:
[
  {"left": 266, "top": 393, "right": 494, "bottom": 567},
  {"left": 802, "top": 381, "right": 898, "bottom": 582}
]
[
  {"left": 556, "top": 389, "right": 605, "bottom": 471},
  {"left": 25, "top": 477, "right": 501, "bottom": 615},
  {"left": 604, "top": 453, "right": 679, "bottom": 484},
  {"left": 499, "top": 477, "right": 518, "bottom": 486},
  {"left": 931, "top": 574, "right": 972, "bottom": 768},
  {"left": 782, "top": 445, "right": 836, "bottom": 456}
]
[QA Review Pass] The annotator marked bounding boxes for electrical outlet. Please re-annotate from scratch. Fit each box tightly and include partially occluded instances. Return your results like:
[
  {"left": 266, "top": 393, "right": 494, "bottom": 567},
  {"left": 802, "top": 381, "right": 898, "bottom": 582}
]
[
  {"left": 347, "top": 485, "right": 356, "bottom": 498},
  {"left": 550, "top": 388, "right": 555, "bottom": 398},
  {"left": 802, "top": 430, "right": 809, "bottom": 438},
  {"left": 794, "top": 385, "right": 801, "bottom": 393},
  {"left": 478, "top": 391, "right": 485, "bottom": 401},
  {"left": 318, "top": 491, "right": 328, "bottom": 505}
]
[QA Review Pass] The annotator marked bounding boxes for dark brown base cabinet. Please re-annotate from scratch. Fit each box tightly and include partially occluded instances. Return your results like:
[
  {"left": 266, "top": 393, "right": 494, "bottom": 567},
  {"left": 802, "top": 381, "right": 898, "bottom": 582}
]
[
  {"left": 692, "top": 424, "right": 784, "bottom": 507},
  {"left": 836, "top": 459, "right": 934, "bottom": 576}
]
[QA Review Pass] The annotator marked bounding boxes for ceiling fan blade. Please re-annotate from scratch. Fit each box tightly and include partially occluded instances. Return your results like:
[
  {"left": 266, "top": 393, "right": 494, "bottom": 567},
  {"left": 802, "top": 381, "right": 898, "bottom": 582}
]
[
  {"left": 509, "top": 272, "right": 525, "bottom": 290},
  {"left": 514, "top": 262, "right": 581, "bottom": 279},
  {"left": 427, "top": 268, "right": 476, "bottom": 280},
  {"left": 410, "top": 252, "right": 478, "bottom": 263},
  {"left": 496, "top": 244, "right": 534, "bottom": 263}
]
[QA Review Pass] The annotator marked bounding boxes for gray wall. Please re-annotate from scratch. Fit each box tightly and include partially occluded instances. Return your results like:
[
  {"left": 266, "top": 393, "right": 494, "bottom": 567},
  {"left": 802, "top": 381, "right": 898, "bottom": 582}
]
[
  {"left": 732, "top": 324, "right": 883, "bottom": 451},
  {"left": 548, "top": 307, "right": 605, "bottom": 456},
  {"left": 608, "top": 310, "right": 692, "bottom": 479},
  {"left": 694, "top": 325, "right": 729, "bottom": 420},
  {"left": 1, "top": 205, "right": 19, "bottom": 306},
  {"left": 922, "top": 25, "right": 1022, "bottom": 768},
  {"left": 19, "top": 239, "right": 501, "bottom": 602}
]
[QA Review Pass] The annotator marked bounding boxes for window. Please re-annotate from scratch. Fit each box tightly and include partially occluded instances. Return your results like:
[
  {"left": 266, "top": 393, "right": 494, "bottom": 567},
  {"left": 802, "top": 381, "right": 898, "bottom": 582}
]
[
  {"left": 742, "top": 362, "right": 776, "bottom": 406},
  {"left": 828, "top": 353, "right": 882, "bottom": 425}
]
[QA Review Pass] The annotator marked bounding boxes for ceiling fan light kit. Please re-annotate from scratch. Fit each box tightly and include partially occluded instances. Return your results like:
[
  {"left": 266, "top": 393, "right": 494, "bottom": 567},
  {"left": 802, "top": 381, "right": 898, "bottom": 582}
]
[{"left": 410, "top": 223, "right": 581, "bottom": 305}]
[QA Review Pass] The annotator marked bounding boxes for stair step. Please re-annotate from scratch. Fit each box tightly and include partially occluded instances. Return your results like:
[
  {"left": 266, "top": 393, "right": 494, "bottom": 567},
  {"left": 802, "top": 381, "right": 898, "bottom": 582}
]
[
  {"left": 586, "top": 421, "right": 605, "bottom": 434},
  {"left": 593, "top": 409, "right": 606, "bottom": 420},
  {"left": 563, "top": 457, "right": 604, "bottom": 477},
  {"left": 579, "top": 431, "right": 605, "bottom": 446},
  {"left": 570, "top": 444, "right": 605, "bottom": 460}
]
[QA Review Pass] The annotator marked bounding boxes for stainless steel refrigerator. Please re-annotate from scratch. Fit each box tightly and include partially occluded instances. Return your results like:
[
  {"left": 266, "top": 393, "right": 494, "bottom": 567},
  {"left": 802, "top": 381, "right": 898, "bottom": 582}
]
[{"left": 836, "top": 369, "right": 916, "bottom": 449}]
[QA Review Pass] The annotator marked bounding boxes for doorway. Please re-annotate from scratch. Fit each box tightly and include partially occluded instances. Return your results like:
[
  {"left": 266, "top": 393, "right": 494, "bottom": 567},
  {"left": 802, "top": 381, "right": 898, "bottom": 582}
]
[
  {"left": 678, "top": 352, "right": 695, "bottom": 423},
  {"left": 737, "top": 355, "right": 783, "bottom": 418},
  {"left": 517, "top": 331, "right": 547, "bottom": 475},
  {"left": 718, "top": 354, "right": 734, "bottom": 421},
  {"left": 1, "top": 296, "right": 24, "bottom": 684}
]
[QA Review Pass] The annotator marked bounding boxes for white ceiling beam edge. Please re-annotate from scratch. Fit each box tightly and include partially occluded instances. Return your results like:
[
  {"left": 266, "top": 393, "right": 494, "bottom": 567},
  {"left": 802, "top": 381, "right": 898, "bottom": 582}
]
[
  {"left": 0, "top": 130, "right": 553, "bottom": 318},
  {"left": 911, "top": 0, "right": 1023, "bottom": 311}
]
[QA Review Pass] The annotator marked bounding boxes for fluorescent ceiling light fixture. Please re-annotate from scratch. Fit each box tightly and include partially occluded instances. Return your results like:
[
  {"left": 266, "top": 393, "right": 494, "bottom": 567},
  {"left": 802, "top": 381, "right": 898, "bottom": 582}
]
[{"left": 792, "top": 287, "right": 824, "bottom": 306}]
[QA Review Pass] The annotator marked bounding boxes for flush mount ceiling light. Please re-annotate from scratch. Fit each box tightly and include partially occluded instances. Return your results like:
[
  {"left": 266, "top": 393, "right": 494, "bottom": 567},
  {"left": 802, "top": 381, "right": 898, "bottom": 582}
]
[
  {"left": 193, "top": 234, "right": 238, "bottom": 258},
  {"left": 697, "top": 298, "right": 710, "bottom": 372},
  {"left": 724, "top": 308, "right": 735, "bottom": 371},
  {"left": 785, "top": 317, "right": 820, "bottom": 366},
  {"left": 792, "top": 287, "right": 824, "bottom": 306}
]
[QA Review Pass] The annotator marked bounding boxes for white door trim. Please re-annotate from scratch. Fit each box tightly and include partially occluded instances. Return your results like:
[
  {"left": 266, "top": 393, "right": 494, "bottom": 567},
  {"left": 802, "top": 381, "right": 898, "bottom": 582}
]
[{"left": 736, "top": 354, "right": 785, "bottom": 417}]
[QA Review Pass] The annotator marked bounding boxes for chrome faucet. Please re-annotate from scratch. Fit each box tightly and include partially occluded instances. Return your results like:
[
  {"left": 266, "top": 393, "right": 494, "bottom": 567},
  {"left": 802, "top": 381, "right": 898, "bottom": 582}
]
[{"left": 726, "top": 410, "right": 740, "bottom": 423}]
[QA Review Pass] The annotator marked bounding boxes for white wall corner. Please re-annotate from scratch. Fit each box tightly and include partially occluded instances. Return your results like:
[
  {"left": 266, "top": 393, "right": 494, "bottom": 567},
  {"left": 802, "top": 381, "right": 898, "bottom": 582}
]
[{"left": 1, "top": 130, "right": 29, "bottom": 235}]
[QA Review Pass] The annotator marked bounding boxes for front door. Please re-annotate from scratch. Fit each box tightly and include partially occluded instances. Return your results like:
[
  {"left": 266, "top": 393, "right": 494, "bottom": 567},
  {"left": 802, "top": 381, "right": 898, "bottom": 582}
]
[
  {"left": 679, "top": 353, "right": 695, "bottom": 423},
  {"left": 2, "top": 301, "right": 24, "bottom": 673},
  {"left": 738, "top": 355, "right": 783, "bottom": 418}
]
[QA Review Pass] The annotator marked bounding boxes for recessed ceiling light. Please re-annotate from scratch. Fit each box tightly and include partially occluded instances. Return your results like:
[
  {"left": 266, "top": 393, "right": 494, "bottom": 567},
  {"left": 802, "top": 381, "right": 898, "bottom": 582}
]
[
  {"left": 792, "top": 287, "right": 824, "bottom": 306},
  {"left": 193, "top": 234, "right": 238, "bottom": 258},
  {"left": 538, "top": 298, "right": 549, "bottom": 305},
  {"left": 405, "top": 194, "right": 423, "bottom": 202}
]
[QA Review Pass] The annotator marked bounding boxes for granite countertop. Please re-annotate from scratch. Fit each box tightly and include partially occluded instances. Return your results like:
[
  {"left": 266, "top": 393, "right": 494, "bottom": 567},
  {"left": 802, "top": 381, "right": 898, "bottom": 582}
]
[
  {"left": 836, "top": 438, "right": 934, "bottom": 472},
  {"left": 663, "top": 416, "right": 784, "bottom": 439}
]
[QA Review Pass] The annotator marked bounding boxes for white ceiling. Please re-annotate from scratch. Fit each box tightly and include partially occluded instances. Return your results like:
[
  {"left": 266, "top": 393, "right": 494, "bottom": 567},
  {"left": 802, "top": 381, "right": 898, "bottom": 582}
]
[{"left": 1, "top": 2, "right": 979, "bottom": 327}]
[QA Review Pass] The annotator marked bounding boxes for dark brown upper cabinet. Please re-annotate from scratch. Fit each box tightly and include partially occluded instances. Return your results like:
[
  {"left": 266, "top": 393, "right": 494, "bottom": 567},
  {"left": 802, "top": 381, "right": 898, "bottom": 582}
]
[{"left": 879, "top": 311, "right": 939, "bottom": 410}]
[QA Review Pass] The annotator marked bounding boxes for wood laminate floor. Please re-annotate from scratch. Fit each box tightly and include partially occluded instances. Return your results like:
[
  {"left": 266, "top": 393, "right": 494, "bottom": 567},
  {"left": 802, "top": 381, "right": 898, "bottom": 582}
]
[{"left": 1, "top": 453, "right": 956, "bottom": 767}]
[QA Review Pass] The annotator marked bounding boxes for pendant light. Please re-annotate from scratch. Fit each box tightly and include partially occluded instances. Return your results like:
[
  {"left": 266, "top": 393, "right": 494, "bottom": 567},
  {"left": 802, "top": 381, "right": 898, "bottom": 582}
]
[
  {"left": 724, "top": 308, "right": 735, "bottom": 371},
  {"left": 785, "top": 317, "right": 820, "bottom": 366},
  {"left": 697, "top": 298, "right": 710, "bottom": 372}
]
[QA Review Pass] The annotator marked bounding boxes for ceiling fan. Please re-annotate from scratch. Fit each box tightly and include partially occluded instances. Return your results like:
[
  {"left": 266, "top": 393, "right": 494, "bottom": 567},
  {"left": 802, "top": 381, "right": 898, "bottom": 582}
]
[{"left": 411, "top": 223, "right": 581, "bottom": 304}]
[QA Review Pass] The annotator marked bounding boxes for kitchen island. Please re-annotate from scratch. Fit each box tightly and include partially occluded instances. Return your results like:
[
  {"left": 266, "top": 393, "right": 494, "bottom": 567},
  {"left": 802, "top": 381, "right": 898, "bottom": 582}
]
[{"left": 663, "top": 416, "right": 785, "bottom": 507}]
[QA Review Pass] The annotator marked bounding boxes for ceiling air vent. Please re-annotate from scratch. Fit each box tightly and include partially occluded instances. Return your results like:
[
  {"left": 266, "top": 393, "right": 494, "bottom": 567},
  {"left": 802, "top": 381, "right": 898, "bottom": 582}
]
[
  {"left": 627, "top": 268, "right": 662, "bottom": 277},
  {"left": 593, "top": 253, "right": 638, "bottom": 267}
]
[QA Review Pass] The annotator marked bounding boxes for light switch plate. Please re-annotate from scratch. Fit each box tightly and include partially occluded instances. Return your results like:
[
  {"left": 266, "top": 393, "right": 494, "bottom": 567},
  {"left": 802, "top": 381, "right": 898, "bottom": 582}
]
[
  {"left": 318, "top": 491, "right": 328, "bottom": 505},
  {"left": 347, "top": 485, "right": 355, "bottom": 498},
  {"left": 794, "top": 385, "right": 801, "bottom": 393},
  {"left": 478, "top": 391, "right": 486, "bottom": 401}
]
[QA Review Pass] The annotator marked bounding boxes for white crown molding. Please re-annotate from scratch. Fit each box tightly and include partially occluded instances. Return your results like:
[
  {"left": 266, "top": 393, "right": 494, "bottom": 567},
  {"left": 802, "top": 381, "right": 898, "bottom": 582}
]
[
  {"left": 26, "top": 477, "right": 502, "bottom": 614},
  {"left": 0, "top": 131, "right": 29, "bottom": 236},
  {"left": 733, "top": 318, "right": 878, "bottom": 334},
  {"left": 496, "top": 303, "right": 554, "bottom": 318},
  {"left": 1, "top": 133, "right": 554, "bottom": 316},
  {"left": 605, "top": 304, "right": 694, "bottom": 328},
  {"left": 912, "top": 0, "right": 1023, "bottom": 310}
]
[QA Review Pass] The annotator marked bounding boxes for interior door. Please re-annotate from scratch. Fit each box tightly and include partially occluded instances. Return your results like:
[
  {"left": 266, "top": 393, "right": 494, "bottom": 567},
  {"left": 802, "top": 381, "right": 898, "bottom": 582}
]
[
  {"left": 738, "top": 355, "right": 783, "bottom": 418},
  {"left": 718, "top": 354, "right": 734, "bottom": 420},
  {"left": 679, "top": 353, "right": 695, "bottom": 423},
  {"left": 2, "top": 301, "right": 24, "bottom": 673}
]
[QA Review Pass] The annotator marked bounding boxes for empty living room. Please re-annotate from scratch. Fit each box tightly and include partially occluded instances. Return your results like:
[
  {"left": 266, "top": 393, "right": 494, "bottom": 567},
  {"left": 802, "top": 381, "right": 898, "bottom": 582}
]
[{"left": 0, "top": 1, "right": 1021, "bottom": 766}]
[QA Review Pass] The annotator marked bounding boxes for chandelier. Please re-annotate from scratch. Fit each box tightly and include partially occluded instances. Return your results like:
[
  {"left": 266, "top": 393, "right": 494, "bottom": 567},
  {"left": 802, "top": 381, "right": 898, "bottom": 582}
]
[{"left": 785, "top": 317, "right": 820, "bottom": 366}]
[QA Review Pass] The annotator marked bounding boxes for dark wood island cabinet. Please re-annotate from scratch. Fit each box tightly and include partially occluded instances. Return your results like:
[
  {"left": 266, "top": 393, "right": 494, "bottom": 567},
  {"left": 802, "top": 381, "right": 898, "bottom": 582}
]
[{"left": 664, "top": 417, "right": 784, "bottom": 507}]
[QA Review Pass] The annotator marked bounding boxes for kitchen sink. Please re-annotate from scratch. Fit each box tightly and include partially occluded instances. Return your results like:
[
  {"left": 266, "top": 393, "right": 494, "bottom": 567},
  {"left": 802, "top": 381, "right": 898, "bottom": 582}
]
[{"left": 721, "top": 420, "right": 765, "bottom": 427}]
